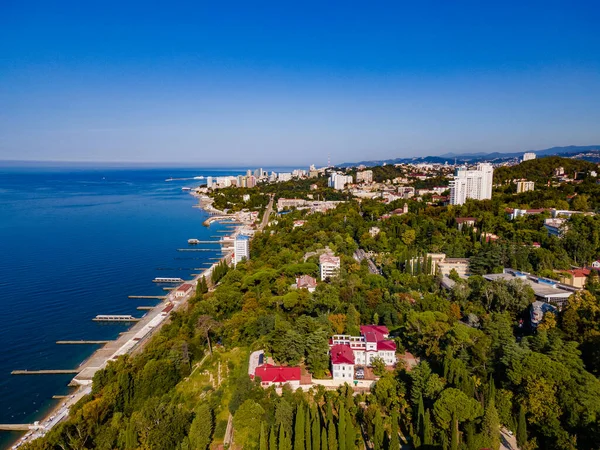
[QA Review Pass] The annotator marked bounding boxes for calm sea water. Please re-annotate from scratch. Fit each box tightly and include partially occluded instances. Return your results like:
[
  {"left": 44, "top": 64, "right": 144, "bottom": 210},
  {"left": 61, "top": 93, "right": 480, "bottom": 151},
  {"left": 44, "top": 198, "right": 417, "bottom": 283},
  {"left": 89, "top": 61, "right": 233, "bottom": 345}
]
[{"left": 0, "top": 166, "right": 246, "bottom": 448}]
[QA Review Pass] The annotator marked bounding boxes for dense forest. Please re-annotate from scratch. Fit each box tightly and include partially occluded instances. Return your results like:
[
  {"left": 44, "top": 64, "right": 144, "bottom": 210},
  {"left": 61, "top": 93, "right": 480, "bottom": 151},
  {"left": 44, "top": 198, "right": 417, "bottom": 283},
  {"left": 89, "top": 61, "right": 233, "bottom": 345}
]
[{"left": 23, "top": 157, "right": 600, "bottom": 450}]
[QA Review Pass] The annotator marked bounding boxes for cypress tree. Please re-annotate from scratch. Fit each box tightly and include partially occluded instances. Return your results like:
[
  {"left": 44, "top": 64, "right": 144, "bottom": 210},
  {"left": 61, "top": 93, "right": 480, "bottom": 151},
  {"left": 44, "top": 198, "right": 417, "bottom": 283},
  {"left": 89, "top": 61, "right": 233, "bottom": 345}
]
[
  {"left": 345, "top": 419, "right": 356, "bottom": 450},
  {"left": 124, "top": 420, "right": 137, "bottom": 449},
  {"left": 450, "top": 413, "right": 459, "bottom": 450},
  {"left": 328, "top": 423, "right": 337, "bottom": 450},
  {"left": 311, "top": 406, "right": 320, "bottom": 450},
  {"left": 416, "top": 394, "right": 425, "bottom": 436},
  {"left": 374, "top": 412, "right": 384, "bottom": 450},
  {"left": 487, "top": 375, "right": 496, "bottom": 406},
  {"left": 482, "top": 399, "right": 500, "bottom": 450},
  {"left": 188, "top": 403, "right": 213, "bottom": 450},
  {"left": 338, "top": 404, "right": 346, "bottom": 450},
  {"left": 389, "top": 411, "right": 400, "bottom": 450},
  {"left": 517, "top": 404, "right": 527, "bottom": 448},
  {"left": 295, "top": 405, "right": 305, "bottom": 450},
  {"left": 305, "top": 405, "right": 312, "bottom": 450},
  {"left": 423, "top": 409, "right": 433, "bottom": 445},
  {"left": 321, "top": 427, "right": 328, "bottom": 450},
  {"left": 279, "top": 425, "right": 288, "bottom": 450},
  {"left": 260, "top": 422, "right": 268, "bottom": 450},
  {"left": 269, "top": 425, "right": 277, "bottom": 450}
]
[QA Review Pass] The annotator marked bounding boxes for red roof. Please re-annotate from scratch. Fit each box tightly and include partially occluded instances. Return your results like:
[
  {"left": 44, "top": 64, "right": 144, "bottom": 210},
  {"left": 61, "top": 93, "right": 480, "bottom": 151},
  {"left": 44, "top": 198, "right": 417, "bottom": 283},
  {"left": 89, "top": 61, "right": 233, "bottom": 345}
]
[
  {"left": 564, "top": 269, "right": 591, "bottom": 278},
  {"left": 176, "top": 283, "right": 193, "bottom": 292},
  {"left": 456, "top": 217, "right": 476, "bottom": 223},
  {"left": 377, "top": 340, "right": 397, "bottom": 351},
  {"left": 297, "top": 275, "right": 317, "bottom": 289},
  {"left": 330, "top": 344, "right": 355, "bottom": 365},
  {"left": 360, "top": 325, "right": 389, "bottom": 342},
  {"left": 254, "top": 364, "right": 301, "bottom": 383}
]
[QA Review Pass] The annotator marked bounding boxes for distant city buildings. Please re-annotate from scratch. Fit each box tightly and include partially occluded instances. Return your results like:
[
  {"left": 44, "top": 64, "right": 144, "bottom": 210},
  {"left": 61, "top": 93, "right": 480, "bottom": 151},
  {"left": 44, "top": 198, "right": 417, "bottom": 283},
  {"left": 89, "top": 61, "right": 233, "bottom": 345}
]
[
  {"left": 319, "top": 252, "right": 340, "bottom": 280},
  {"left": 234, "top": 235, "right": 250, "bottom": 266},
  {"left": 356, "top": 170, "right": 373, "bottom": 184},
  {"left": 516, "top": 180, "right": 535, "bottom": 193},
  {"left": 522, "top": 152, "right": 537, "bottom": 162},
  {"left": 449, "top": 163, "right": 494, "bottom": 205},
  {"left": 328, "top": 173, "right": 353, "bottom": 190}
]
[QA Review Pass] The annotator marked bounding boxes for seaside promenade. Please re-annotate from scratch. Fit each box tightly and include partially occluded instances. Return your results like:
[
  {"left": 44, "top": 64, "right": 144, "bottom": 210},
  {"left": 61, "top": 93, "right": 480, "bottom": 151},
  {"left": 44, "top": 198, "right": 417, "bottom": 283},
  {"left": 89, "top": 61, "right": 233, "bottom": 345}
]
[{"left": 9, "top": 192, "right": 263, "bottom": 449}]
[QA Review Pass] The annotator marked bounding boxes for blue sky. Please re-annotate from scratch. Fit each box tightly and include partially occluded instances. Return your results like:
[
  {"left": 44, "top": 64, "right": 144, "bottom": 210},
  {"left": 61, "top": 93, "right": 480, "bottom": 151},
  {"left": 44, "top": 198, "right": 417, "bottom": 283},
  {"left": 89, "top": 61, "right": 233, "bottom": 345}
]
[{"left": 1, "top": 1, "right": 599, "bottom": 166}]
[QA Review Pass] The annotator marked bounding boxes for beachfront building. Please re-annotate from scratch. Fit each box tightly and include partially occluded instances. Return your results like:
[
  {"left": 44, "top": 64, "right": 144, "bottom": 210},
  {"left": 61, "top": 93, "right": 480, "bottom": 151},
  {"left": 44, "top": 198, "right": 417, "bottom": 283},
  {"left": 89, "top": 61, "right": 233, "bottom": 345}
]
[
  {"left": 516, "top": 181, "right": 535, "bottom": 193},
  {"left": 174, "top": 283, "right": 193, "bottom": 298},
  {"left": 330, "top": 325, "right": 397, "bottom": 380},
  {"left": 449, "top": 163, "right": 494, "bottom": 205},
  {"left": 234, "top": 235, "right": 250, "bottom": 266},
  {"left": 320, "top": 253, "right": 340, "bottom": 280}
]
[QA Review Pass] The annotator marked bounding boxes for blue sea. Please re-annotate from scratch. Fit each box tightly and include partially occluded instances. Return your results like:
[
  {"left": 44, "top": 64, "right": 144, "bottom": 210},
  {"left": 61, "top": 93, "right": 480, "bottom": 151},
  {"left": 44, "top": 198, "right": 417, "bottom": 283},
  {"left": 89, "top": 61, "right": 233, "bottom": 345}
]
[{"left": 0, "top": 165, "right": 248, "bottom": 448}]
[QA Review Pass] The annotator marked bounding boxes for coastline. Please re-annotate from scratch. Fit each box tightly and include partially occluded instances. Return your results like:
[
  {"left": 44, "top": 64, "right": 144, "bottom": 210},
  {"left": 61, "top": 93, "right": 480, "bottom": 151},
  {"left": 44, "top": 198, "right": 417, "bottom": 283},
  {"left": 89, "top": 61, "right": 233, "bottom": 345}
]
[{"left": 10, "top": 192, "right": 246, "bottom": 450}]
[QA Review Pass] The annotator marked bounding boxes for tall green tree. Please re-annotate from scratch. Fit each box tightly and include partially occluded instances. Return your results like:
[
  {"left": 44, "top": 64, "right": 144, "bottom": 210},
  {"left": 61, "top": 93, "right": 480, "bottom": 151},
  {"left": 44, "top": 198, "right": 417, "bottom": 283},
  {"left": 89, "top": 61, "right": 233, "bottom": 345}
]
[
  {"left": 311, "top": 406, "right": 320, "bottom": 450},
  {"left": 295, "top": 405, "right": 306, "bottom": 450},
  {"left": 423, "top": 409, "right": 433, "bottom": 446},
  {"left": 269, "top": 425, "right": 278, "bottom": 450},
  {"left": 305, "top": 405, "right": 312, "bottom": 450},
  {"left": 374, "top": 412, "right": 384, "bottom": 450},
  {"left": 517, "top": 405, "right": 527, "bottom": 448},
  {"left": 188, "top": 403, "right": 213, "bottom": 450},
  {"left": 338, "top": 404, "right": 346, "bottom": 450},
  {"left": 260, "top": 422, "right": 268, "bottom": 450},
  {"left": 450, "top": 413, "right": 459, "bottom": 450},
  {"left": 321, "top": 427, "right": 328, "bottom": 450},
  {"left": 482, "top": 399, "right": 500, "bottom": 450},
  {"left": 389, "top": 411, "right": 400, "bottom": 450},
  {"left": 328, "top": 423, "right": 337, "bottom": 450}
]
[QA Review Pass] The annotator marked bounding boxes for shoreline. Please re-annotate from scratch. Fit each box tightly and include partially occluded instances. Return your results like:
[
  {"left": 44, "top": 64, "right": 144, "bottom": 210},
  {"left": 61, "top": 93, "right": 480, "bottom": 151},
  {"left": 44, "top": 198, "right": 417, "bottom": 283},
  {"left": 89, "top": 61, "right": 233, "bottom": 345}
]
[{"left": 10, "top": 193, "right": 245, "bottom": 450}]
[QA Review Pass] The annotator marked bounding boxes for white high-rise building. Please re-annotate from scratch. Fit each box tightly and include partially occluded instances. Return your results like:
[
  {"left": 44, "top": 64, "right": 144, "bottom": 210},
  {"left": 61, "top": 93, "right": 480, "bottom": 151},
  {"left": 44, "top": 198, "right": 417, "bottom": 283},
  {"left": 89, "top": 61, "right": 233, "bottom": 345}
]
[
  {"left": 516, "top": 181, "right": 535, "bottom": 193},
  {"left": 523, "top": 152, "right": 536, "bottom": 162},
  {"left": 234, "top": 235, "right": 250, "bottom": 266},
  {"left": 328, "top": 173, "right": 353, "bottom": 190},
  {"left": 319, "top": 253, "right": 340, "bottom": 280},
  {"left": 278, "top": 172, "right": 292, "bottom": 182},
  {"left": 206, "top": 176, "right": 213, "bottom": 188},
  {"left": 449, "top": 163, "right": 494, "bottom": 205}
]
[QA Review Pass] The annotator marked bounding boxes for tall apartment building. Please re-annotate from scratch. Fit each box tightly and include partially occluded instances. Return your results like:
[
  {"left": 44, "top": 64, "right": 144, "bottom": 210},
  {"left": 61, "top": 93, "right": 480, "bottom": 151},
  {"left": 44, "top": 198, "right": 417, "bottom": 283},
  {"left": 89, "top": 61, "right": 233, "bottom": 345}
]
[
  {"left": 356, "top": 170, "right": 373, "bottom": 184},
  {"left": 246, "top": 176, "right": 256, "bottom": 188},
  {"left": 206, "top": 176, "right": 213, "bottom": 189},
  {"left": 328, "top": 173, "right": 353, "bottom": 190},
  {"left": 234, "top": 235, "right": 250, "bottom": 266},
  {"left": 516, "top": 181, "right": 535, "bottom": 193},
  {"left": 449, "top": 163, "right": 494, "bottom": 205},
  {"left": 319, "top": 253, "right": 340, "bottom": 280},
  {"left": 523, "top": 152, "right": 537, "bottom": 162}
]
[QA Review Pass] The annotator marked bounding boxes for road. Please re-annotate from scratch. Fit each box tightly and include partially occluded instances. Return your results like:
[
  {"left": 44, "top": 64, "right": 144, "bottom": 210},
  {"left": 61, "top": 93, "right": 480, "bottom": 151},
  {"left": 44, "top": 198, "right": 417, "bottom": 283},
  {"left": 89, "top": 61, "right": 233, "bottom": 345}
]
[
  {"left": 500, "top": 427, "right": 519, "bottom": 450},
  {"left": 353, "top": 249, "right": 382, "bottom": 275},
  {"left": 259, "top": 195, "right": 274, "bottom": 231}
]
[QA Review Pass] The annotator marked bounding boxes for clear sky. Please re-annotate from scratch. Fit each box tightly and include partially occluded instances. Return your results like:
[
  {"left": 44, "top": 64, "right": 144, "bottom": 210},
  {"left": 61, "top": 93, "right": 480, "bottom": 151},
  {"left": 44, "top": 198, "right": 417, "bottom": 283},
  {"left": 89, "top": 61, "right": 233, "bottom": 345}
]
[{"left": 1, "top": 1, "right": 600, "bottom": 166}]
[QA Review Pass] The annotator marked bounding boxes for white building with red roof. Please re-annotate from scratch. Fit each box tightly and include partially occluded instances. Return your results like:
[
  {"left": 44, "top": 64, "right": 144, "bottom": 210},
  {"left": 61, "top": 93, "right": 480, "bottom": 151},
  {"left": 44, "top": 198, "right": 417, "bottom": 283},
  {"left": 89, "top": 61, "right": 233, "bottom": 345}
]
[
  {"left": 174, "top": 283, "right": 193, "bottom": 298},
  {"left": 295, "top": 274, "right": 317, "bottom": 292},
  {"left": 319, "top": 253, "right": 340, "bottom": 280},
  {"left": 329, "top": 325, "right": 397, "bottom": 380},
  {"left": 252, "top": 364, "right": 301, "bottom": 388},
  {"left": 330, "top": 344, "right": 355, "bottom": 381}
]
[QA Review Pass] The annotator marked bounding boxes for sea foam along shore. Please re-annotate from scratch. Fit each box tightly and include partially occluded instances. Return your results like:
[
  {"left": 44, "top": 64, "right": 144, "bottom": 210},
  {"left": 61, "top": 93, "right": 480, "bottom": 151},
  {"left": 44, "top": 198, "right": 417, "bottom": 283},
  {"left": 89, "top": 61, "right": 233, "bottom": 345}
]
[{"left": 11, "top": 195, "right": 245, "bottom": 450}]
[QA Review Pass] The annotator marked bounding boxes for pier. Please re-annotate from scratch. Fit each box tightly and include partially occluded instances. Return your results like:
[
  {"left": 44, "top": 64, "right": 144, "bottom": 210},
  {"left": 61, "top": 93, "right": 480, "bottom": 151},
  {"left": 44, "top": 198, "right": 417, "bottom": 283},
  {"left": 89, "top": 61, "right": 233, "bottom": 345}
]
[
  {"left": 176, "top": 248, "right": 215, "bottom": 252},
  {"left": 92, "top": 315, "right": 140, "bottom": 322},
  {"left": 52, "top": 395, "right": 69, "bottom": 399},
  {"left": 128, "top": 295, "right": 166, "bottom": 299},
  {"left": 12, "top": 370, "right": 80, "bottom": 375},
  {"left": 56, "top": 341, "right": 110, "bottom": 345},
  {"left": 0, "top": 424, "right": 35, "bottom": 431},
  {"left": 136, "top": 306, "right": 154, "bottom": 310},
  {"left": 152, "top": 277, "right": 184, "bottom": 283}
]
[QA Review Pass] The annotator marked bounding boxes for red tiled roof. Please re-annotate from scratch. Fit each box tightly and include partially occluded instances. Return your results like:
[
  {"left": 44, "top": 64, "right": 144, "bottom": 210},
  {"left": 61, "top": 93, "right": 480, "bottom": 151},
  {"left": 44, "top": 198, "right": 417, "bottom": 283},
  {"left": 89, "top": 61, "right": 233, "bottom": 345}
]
[
  {"left": 176, "top": 283, "right": 193, "bottom": 292},
  {"left": 456, "top": 217, "right": 476, "bottom": 223},
  {"left": 320, "top": 253, "right": 340, "bottom": 265},
  {"left": 330, "top": 344, "right": 355, "bottom": 365},
  {"left": 377, "top": 340, "right": 397, "bottom": 351},
  {"left": 360, "top": 325, "right": 389, "bottom": 342},
  {"left": 297, "top": 275, "right": 317, "bottom": 289},
  {"left": 564, "top": 269, "right": 591, "bottom": 278},
  {"left": 254, "top": 364, "right": 301, "bottom": 383}
]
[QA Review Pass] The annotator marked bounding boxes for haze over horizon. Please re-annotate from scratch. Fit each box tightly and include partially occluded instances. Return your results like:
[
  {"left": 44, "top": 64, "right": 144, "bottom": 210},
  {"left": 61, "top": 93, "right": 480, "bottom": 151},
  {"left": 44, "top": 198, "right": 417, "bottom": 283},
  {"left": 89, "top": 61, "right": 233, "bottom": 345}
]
[{"left": 2, "top": 1, "right": 600, "bottom": 166}]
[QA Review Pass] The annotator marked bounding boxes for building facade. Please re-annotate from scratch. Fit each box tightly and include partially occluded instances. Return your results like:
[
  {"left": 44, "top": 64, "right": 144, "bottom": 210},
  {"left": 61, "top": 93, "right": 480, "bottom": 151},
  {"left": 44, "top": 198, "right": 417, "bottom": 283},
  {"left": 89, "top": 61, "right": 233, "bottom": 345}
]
[
  {"left": 449, "top": 163, "right": 494, "bottom": 205},
  {"left": 234, "top": 235, "right": 250, "bottom": 266},
  {"left": 516, "top": 181, "right": 535, "bottom": 193},
  {"left": 319, "top": 253, "right": 340, "bottom": 280},
  {"left": 328, "top": 173, "right": 353, "bottom": 190},
  {"left": 356, "top": 170, "right": 373, "bottom": 184},
  {"left": 523, "top": 152, "right": 536, "bottom": 162}
]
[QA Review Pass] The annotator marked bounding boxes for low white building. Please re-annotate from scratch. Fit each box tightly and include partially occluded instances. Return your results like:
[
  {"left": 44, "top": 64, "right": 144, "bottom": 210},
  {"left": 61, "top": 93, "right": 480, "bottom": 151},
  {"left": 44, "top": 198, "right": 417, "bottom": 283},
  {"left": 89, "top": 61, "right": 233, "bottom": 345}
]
[
  {"left": 330, "top": 325, "right": 397, "bottom": 368},
  {"left": 523, "top": 152, "right": 536, "bottom": 162},
  {"left": 319, "top": 253, "right": 340, "bottom": 280},
  {"left": 174, "top": 283, "right": 193, "bottom": 298}
]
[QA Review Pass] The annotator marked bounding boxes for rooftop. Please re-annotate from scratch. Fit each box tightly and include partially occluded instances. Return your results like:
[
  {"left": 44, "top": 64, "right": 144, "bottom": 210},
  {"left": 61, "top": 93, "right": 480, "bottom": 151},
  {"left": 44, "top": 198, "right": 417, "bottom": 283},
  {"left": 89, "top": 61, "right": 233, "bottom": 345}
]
[
  {"left": 483, "top": 270, "right": 575, "bottom": 299},
  {"left": 254, "top": 364, "right": 301, "bottom": 383},
  {"left": 330, "top": 344, "right": 355, "bottom": 365}
]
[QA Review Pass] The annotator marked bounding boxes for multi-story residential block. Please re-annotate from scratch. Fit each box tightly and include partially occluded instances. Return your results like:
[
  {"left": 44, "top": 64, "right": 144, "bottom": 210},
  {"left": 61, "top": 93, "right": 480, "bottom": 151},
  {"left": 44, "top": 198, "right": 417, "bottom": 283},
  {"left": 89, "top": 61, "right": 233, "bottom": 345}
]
[
  {"left": 523, "top": 152, "right": 536, "bottom": 162},
  {"left": 319, "top": 253, "right": 340, "bottom": 280},
  {"left": 449, "top": 163, "right": 494, "bottom": 205},
  {"left": 234, "top": 235, "right": 250, "bottom": 266},
  {"left": 328, "top": 173, "right": 353, "bottom": 190},
  {"left": 356, "top": 170, "right": 373, "bottom": 184},
  {"left": 516, "top": 181, "right": 535, "bottom": 193},
  {"left": 330, "top": 325, "right": 397, "bottom": 380}
]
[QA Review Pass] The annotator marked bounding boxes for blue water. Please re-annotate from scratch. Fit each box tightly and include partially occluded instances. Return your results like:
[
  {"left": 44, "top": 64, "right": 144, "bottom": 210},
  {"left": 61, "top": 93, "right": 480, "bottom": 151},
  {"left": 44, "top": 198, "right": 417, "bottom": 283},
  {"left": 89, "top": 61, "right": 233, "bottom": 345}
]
[{"left": 0, "top": 166, "right": 245, "bottom": 448}]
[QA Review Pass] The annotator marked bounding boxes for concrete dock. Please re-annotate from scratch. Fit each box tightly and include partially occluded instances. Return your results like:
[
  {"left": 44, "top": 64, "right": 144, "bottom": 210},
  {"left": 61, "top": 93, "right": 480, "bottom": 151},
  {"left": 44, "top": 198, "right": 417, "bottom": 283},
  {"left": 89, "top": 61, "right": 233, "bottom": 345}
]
[
  {"left": 128, "top": 295, "right": 166, "bottom": 299},
  {"left": 93, "top": 315, "right": 140, "bottom": 322},
  {"left": 12, "top": 370, "right": 80, "bottom": 375},
  {"left": 56, "top": 341, "right": 110, "bottom": 345},
  {"left": 0, "top": 425, "right": 34, "bottom": 431}
]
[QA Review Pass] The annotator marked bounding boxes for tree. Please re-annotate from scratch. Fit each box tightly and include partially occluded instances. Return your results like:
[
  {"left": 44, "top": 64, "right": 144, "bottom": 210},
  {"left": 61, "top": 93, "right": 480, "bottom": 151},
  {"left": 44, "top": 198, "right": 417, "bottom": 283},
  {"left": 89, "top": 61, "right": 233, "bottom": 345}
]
[
  {"left": 305, "top": 405, "right": 312, "bottom": 450},
  {"left": 311, "top": 406, "right": 320, "bottom": 450},
  {"left": 188, "top": 403, "right": 213, "bottom": 450},
  {"left": 338, "top": 404, "right": 346, "bottom": 450},
  {"left": 423, "top": 409, "right": 433, "bottom": 445},
  {"left": 371, "top": 356, "right": 386, "bottom": 377},
  {"left": 389, "top": 411, "right": 400, "bottom": 450},
  {"left": 260, "top": 422, "right": 268, "bottom": 450},
  {"left": 321, "top": 427, "right": 328, "bottom": 450},
  {"left": 295, "top": 404, "right": 305, "bottom": 450},
  {"left": 345, "top": 418, "right": 356, "bottom": 450},
  {"left": 280, "top": 424, "right": 292, "bottom": 450},
  {"left": 451, "top": 412, "right": 459, "bottom": 450},
  {"left": 433, "top": 388, "right": 483, "bottom": 447},
  {"left": 345, "top": 304, "right": 361, "bottom": 336},
  {"left": 233, "top": 400, "right": 264, "bottom": 449},
  {"left": 482, "top": 399, "right": 500, "bottom": 450},
  {"left": 196, "top": 315, "right": 221, "bottom": 356},
  {"left": 328, "top": 423, "right": 337, "bottom": 450},
  {"left": 517, "top": 405, "right": 527, "bottom": 448},
  {"left": 373, "top": 412, "right": 384, "bottom": 450}
]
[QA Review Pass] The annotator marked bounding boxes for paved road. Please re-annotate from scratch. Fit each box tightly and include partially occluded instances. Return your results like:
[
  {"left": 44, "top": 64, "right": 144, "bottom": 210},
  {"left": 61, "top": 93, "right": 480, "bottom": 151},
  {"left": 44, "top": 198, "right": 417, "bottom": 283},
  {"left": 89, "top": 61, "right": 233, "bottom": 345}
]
[
  {"left": 259, "top": 195, "right": 274, "bottom": 231},
  {"left": 500, "top": 427, "right": 519, "bottom": 450}
]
